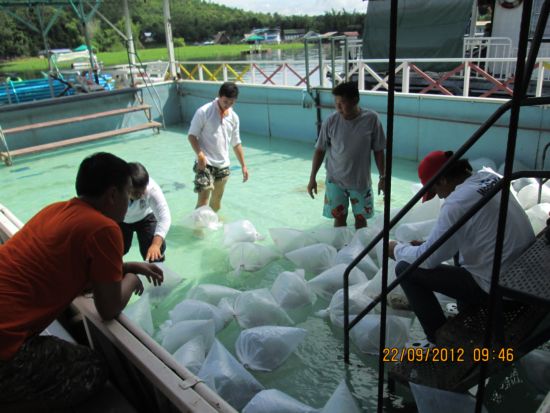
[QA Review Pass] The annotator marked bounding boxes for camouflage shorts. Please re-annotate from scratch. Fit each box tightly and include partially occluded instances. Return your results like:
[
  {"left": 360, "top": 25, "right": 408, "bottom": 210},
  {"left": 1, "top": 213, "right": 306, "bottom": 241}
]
[
  {"left": 0, "top": 335, "right": 107, "bottom": 409},
  {"left": 193, "top": 162, "right": 230, "bottom": 193}
]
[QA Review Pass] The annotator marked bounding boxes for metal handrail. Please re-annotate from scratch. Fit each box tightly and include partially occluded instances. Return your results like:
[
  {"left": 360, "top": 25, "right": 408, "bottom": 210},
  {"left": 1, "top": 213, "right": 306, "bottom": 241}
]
[{"left": 538, "top": 142, "right": 550, "bottom": 203}]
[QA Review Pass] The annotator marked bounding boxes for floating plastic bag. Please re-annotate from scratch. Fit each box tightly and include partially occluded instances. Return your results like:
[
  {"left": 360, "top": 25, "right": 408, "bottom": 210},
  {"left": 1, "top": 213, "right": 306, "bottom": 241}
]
[
  {"left": 410, "top": 382, "right": 489, "bottom": 413},
  {"left": 517, "top": 349, "right": 550, "bottom": 394},
  {"left": 307, "top": 264, "right": 368, "bottom": 301},
  {"left": 308, "top": 226, "right": 354, "bottom": 250},
  {"left": 173, "top": 336, "right": 206, "bottom": 375},
  {"left": 335, "top": 240, "right": 379, "bottom": 278},
  {"left": 243, "top": 389, "right": 318, "bottom": 413},
  {"left": 169, "top": 299, "right": 232, "bottom": 333},
  {"left": 395, "top": 219, "right": 436, "bottom": 243},
  {"left": 512, "top": 177, "right": 539, "bottom": 193},
  {"left": 469, "top": 157, "right": 497, "bottom": 172},
  {"left": 144, "top": 262, "right": 185, "bottom": 303},
  {"left": 517, "top": 183, "right": 550, "bottom": 210},
  {"left": 198, "top": 340, "right": 264, "bottom": 411},
  {"left": 186, "top": 283, "right": 241, "bottom": 306},
  {"left": 317, "top": 283, "right": 377, "bottom": 329},
  {"left": 269, "top": 228, "right": 317, "bottom": 254},
  {"left": 161, "top": 319, "right": 215, "bottom": 354},
  {"left": 234, "top": 289, "right": 294, "bottom": 329},
  {"left": 182, "top": 205, "right": 221, "bottom": 230},
  {"left": 365, "top": 260, "right": 409, "bottom": 308},
  {"left": 350, "top": 315, "right": 410, "bottom": 355},
  {"left": 350, "top": 226, "right": 381, "bottom": 261},
  {"left": 285, "top": 243, "right": 337, "bottom": 274},
  {"left": 123, "top": 293, "right": 154, "bottom": 336},
  {"left": 235, "top": 326, "right": 307, "bottom": 371},
  {"left": 270, "top": 269, "right": 316, "bottom": 309},
  {"left": 229, "top": 242, "right": 280, "bottom": 273},
  {"left": 321, "top": 381, "right": 361, "bottom": 413},
  {"left": 223, "top": 219, "right": 263, "bottom": 247},
  {"left": 498, "top": 159, "right": 528, "bottom": 175},
  {"left": 525, "top": 203, "right": 550, "bottom": 235},
  {"left": 401, "top": 195, "right": 441, "bottom": 224}
]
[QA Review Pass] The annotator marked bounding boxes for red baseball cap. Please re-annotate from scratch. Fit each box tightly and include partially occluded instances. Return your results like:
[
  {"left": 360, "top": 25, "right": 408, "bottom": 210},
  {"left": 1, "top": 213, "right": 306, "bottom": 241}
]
[{"left": 418, "top": 151, "right": 449, "bottom": 202}]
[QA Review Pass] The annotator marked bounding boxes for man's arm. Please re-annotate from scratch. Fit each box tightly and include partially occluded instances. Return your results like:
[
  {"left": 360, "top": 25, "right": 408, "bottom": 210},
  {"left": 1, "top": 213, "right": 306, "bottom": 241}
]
[
  {"left": 188, "top": 134, "right": 207, "bottom": 170},
  {"left": 147, "top": 183, "right": 171, "bottom": 262},
  {"left": 308, "top": 148, "right": 326, "bottom": 199},
  {"left": 232, "top": 143, "right": 248, "bottom": 182},
  {"left": 374, "top": 150, "right": 386, "bottom": 195},
  {"left": 92, "top": 274, "right": 142, "bottom": 320}
]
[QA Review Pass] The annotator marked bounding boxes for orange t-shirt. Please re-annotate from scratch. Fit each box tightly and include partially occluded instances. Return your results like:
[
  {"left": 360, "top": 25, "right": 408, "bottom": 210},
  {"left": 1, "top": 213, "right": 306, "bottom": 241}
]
[{"left": 0, "top": 198, "right": 123, "bottom": 360}]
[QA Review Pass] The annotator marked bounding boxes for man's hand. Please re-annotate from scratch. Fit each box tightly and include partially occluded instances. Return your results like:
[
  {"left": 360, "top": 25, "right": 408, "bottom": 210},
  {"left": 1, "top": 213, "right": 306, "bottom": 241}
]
[
  {"left": 307, "top": 178, "right": 318, "bottom": 199},
  {"left": 124, "top": 262, "right": 164, "bottom": 287},
  {"left": 197, "top": 153, "right": 207, "bottom": 171},
  {"left": 378, "top": 177, "right": 386, "bottom": 195},
  {"left": 130, "top": 273, "right": 144, "bottom": 296},
  {"left": 145, "top": 244, "right": 164, "bottom": 262},
  {"left": 389, "top": 240, "right": 398, "bottom": 259},
  {"left": 242, "top": 165, "right": 249, "bottom": 182}
]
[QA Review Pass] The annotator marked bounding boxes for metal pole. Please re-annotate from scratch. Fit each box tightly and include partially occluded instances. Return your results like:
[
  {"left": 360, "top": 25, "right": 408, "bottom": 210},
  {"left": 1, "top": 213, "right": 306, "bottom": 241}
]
[
  {"left": 78, "top": 0, "right": 99, "bottom": 84},
  {"left": 35, "top": 6, "right": 55, "bottom": 98},
  {"left": 318, "top": 38, "right": 324, "bottom": 87},
  {"left": 163, "top": 0, "right": 177, "bottom": 79},
  {"left": 123, "top": 0, "right": 136, "bottom": 66}
]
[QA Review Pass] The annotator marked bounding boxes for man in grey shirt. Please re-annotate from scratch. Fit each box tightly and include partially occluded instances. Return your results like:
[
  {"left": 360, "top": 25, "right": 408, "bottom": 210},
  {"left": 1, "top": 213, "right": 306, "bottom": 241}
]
[{"left": 307, "top": 81, "right": 386, "bottom": 229}]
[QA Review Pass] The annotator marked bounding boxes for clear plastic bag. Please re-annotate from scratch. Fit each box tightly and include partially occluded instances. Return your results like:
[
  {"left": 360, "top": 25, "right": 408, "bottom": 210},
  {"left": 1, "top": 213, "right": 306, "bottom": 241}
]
[
  {"left": 349, "top": 315, "right": 410, "bottom": 355},
  {"left": 410, "top": 382, "right": 488, "bottom": 413},
  {"left": 235, "top": 326, "right": 307, "bottom": 371},
  {"left": 161, "top": 319, "right": 215, "bottom": 354},
  {"left": 517, "top": 183, "right": 550, "bottom": 210},
  {"left": 469, "top": 157, "right": 496, "bottom": 172},
  {"left": 182, "top": 205, "right": 221, "bottom": 230},
  {"left": 173, "top": 336, "right": 206, "bottom": 375},
  {"left": 234, "top": 289, "right": 294, "bottom": 329},
  {"left": 271, "top": 269, "right": 316, "bottom": 309},
  {"left": 169, "top": 299, "right": 232, "bottom": 333},
  {"left": 243, "top": 389, "right": 319, "bottom": 413},
  {"left": 395, "top": 219, "right": 436, "bottom": 243},
  {"left": 123, "top": 293, "right": 154, "bottom": 336},
  {"left": 285, "top": 243, "right": 337, "bottom": 275},
  {"left": 269, "top": 228, "right": 317, "bottom": 254},
  {"left": 198, "top": 340, "right": 264, "bottom": 411},
  {"left": 525, "top": 203, "right": 550, "bottom": 235},
  {"left": 335, "top": 240, "right": 379, "bottom": 278},
  {"left": 308, "top": 263, "right": 368, "bottom": 301},
  {"left": 143, "top": 262, "right": 185, "bottom": 303},
  {"left": 317, "top": 283, "right": 377, "bottom": 329},
  {"left": 308, "top": 226, "right": 355, "bottom": 250},
  {"left": 321, "top": 381, "right": 361, "bottom": 413},
  {"left": 186, "top": 283, "right": 241, "bottom": 306},
  {"left": 223, "top": 219, "right": 263, "bottom": 247},
  {"left": 229, "top": 242, "right": 280, "bottom": 273}
]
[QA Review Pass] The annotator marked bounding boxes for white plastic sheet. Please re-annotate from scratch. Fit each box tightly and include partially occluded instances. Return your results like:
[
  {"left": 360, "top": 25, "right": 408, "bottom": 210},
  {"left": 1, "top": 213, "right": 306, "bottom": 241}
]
[
  {"left": 243, "top": 389, "right": 319, "bottom": 413},
  {"left": 223, "top": 219, "right": 263, "bottom": 247},
  {"left": 320, "top": 381, "right": 361, "bottom": 413},
  {"left": 198, "top": 340, "right": 264, "bottom": 411},
  {"left": 307, "top": 264, "right": 368, "bottom": 301},
  {"left": 285, "top": 243, "right": 337, "bottom": 274},
  {"left": 123, "top": 293, "right": 154, "bottom": 336},
  {"left": 168, "top": 299, "right": 231, "bottom": 333},
  {"left": 233, "top": 289, "right": 294, "bottom": 329},
  {"left": 235, "top": 326, "right": 307, "bottom": 371},
  {"left": 349, "top": 314, "right": 410, "bottom": 355},
  {"left": 173, "top": 336, "right": 206, "bottom": 375},
  {"left": 161, "top": 319, "right": 215, "bottom": 354},
  {"left": 271, "top": 269, "right": 316, "bottom": 309},
  {"left": 269, "top": 228, "right": 317, "bottom": 254},
  {"left": 229, "top": 242, "right": 280, "bottom": 273},
  {"left": 186, "top": 283, "right": 241, "bottom": 306},
  {"left": 410, "top": 382, "right": 489, "bottom": 413},
  {"left": 182, "top": 205, "right": 221, "bottom": 230}
]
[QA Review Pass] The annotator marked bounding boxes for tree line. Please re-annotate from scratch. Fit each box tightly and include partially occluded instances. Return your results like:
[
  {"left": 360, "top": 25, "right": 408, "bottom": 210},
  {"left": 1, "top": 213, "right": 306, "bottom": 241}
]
[{"left": 0, "top": 0, "right": 365, "bottom": 59}]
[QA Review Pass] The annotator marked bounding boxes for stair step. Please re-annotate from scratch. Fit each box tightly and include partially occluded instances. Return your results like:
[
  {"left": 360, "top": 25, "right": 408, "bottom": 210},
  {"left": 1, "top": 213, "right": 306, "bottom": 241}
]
[
  {"left": 4, "top": 105, "right": 152, "bottom": 135},
  {"left": 9, "top": 122, "right": 161, "bottom": 157}
]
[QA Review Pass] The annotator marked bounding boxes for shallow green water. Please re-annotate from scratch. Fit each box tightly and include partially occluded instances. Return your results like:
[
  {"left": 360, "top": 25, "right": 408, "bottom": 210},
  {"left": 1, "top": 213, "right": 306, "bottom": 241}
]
[{"left": 1, "top": 127, "right": 535, "bottom": 412}]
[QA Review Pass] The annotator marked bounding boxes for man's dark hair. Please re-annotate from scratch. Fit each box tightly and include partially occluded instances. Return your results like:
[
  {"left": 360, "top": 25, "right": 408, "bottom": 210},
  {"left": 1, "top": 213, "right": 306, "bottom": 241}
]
[
  {"left": 128, "top": 162, "right": 149, "bottom": 189},
  {"left": 76, "top": 152, "right": 131, "bottom": 197},
  {"left": 332, "top": 81, "right": 360, "bottom": 103},
  {"left": 441, "top": 151, "right": 473, "bottom": 181},
  {"left": 219, "top": 82, "right": 239, "bottom": 99}
]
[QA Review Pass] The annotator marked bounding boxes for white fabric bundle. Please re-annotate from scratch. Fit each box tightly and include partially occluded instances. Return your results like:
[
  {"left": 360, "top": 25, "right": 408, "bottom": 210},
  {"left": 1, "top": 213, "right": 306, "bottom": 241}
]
[
  {"left": 269, "top": 228, "right": 317, "bottom": 254},
  {"left": 321, "top": 381, "right": 361, "bottom": 413},
  {"left": 182, "top": 205, "right": 221, "bottom": 230},
  {"left": 169, "top": 299, "right": 232, "bottom": 333},
  {"left": 243, "top": 389, "right": 318, "bottom": 413},
  {"left": 307, "top": 264, "right": 368, "bottom": 301},
  {"left": 395, "top": 219, "right": 436, "bottom": 243},
  {"left": 173, "top": 336, "right": 206, "bottom": 374},
  {"left": 335, "top": 239, "right": 379, "bottom": 278},
  {"left": 235, "top": 326, "right": 307, "bottom": 371},
  {"left": 229, "top": 242, "right": 280, "bottom": 273},
  {"left": 271, "top": 269, "right": 316, "bottom": 309},
  {"left": 285, "top": 243, "right": 337, "bottom": 274},
  {"left": 224, "top": 219, "right": 263, "bottom": 247},
  {"left": 123, "top": 293, "right": 154, "bottom": 336},
  {"left": 308, "top": 226, "right": 355, "bottom": 250},
  {"left": 199, "top": 340, "right": 264, "bottom": 411},
  {"left": 233, "top": 289, "right": 294, "bottom": 329},
  {"left": 186, "top": 283, "right": 241, "bottom": 306},
  {"left": 349, "top": 315, "right": 410, "bottom": 355},
  {"left": 161, "top": 319, "right": 215, "bottom": 354}
]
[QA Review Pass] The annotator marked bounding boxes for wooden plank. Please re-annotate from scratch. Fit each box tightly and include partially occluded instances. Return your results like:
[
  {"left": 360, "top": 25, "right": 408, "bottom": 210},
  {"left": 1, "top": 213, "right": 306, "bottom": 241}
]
[
  {"left": 10, "top": 122, "right": 161, "bottom": 157},
  {"left": 4, "top": 105, "right": 152, "bottom": 135}
]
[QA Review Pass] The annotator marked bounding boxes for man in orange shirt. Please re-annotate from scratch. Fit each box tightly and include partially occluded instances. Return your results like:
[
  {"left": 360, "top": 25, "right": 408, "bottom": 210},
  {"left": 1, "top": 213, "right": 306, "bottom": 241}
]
[{"left": 0, "top": 152, "right": 163, "bottom": 411}]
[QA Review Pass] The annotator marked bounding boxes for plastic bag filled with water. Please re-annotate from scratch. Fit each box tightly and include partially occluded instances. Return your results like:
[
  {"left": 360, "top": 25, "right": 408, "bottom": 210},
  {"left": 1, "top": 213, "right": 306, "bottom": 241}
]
[
  {"left": 243, "top": 389, "right": 319, "bottom": 413},
  {"left": 235, "top": 326, "right": 307, "bottom": 371},
  {"left": 168, "top": 299, "right": 232, "bottom": 333},
  {"left": 269, "top": 227, "right": 317, "bottom": 254},
  {"left": 223, "top": 219, "right": 263, "bottom": 247},
  {"left": 365, "top": 260, "right": 409, "bottom": 308},
  {"left": 123, "top": 293, "right": 154, "bottom": 336},
  {"left": 198, "top": 340, "right": 264, "bottom": 411},
  {"left": 173, "top": 336, "right": 206, "bottom": 375},
  {"left": 233, "top": 289, "right": 294, "bottom": 329},
  {"left": 517, "top": 349, "right": 550, "bottom": 394},
  {"left": 410, "top": 382, "right": 488, "bottom": 413},
  {"left": 229, "top": 242, "right": 280, "bottom": 273},
  {"left": 271, "top": 269, "right": 316, "bottom": 309},
  {"left": 144, "top": 262, "right": 185, "bottom": 303},
  {"left": 335, "top": 240, "right": 379, "bottom": 278},
  {"left": 350, "top": 314, "right": 410, "bottom": 355},
  {"left": 320, "top": 380, "right": 361, "bottom": 413},
  {"left": 186, "top": 283, "right": 241, "bottom": 306},
  {"left": 469, "top": 157, "right": 497, "bottom": 173},
  {"left": 285, "top": 243, "right": 337, "bottom": 274},
  {"left": 161, "top": 319, "right": 215, "bottom": 354},
  {"left": 182, "top": 205, "right": 221, "bottom": 230},
  {"left": 307, "top": 263, "right": 368, "bottom": 301},
  {"left": 517, "top": 183, "right": 550, "bottom": 210},
  {"left": 525, "top": 203, "right": 550, "bottom": 235},
  {"left": 308, "top": 226, "right": 354, "bottom": 250},
  {"left": 395, "top": 219, "right": 436, "bottom": 243}
]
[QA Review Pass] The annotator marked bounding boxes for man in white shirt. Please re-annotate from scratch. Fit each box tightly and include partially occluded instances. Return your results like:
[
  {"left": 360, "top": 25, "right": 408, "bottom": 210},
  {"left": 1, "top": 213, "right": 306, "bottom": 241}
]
[
  {"left": 389, "top": 150, "right": 534, "bottom": 345},
  {"left": 120, "top": 162, "right": 171, "bottom": 262},
  {"left": 307, "top": 81, "right": 386, "bottom": 229},
  {"left": 188, "top": 82, "right": 249, "bottom": 212}
]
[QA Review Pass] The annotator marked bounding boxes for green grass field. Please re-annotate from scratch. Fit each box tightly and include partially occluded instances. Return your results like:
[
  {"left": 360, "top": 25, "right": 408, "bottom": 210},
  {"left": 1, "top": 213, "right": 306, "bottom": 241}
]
[{"left": 0, "top": 43, "right": 304, "bottom": 74}]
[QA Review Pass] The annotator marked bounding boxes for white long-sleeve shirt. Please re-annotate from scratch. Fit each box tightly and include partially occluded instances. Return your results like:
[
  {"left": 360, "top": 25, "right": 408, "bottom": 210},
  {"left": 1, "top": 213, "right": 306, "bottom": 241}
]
[
  {"left": 394, "top": 168, "right": 534, "bottom": 292},
  {"left": 123, "top": 177, "right": 171, "bottom": 239}
]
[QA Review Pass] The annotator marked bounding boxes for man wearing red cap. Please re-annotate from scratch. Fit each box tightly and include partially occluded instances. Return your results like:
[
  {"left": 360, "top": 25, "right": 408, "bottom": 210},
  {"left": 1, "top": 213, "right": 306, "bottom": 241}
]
[
  {"left": 389, "top": 150, "right": 534, "bottom": 345},
  {"left": 307, "top": 81, "right": 386, "bottom": 229}
]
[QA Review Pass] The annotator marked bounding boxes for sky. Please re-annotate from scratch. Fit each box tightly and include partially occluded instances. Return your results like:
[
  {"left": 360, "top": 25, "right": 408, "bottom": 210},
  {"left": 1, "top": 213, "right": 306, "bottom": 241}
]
[{"left": 206, "top": 0, "right": 368, "bottom": 16}]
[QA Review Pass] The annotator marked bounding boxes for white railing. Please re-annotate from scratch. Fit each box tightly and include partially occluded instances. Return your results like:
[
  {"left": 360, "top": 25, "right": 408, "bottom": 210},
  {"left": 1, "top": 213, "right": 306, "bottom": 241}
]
[{"left": 177, "top": 56, "right": 550, "bottom": 98}]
